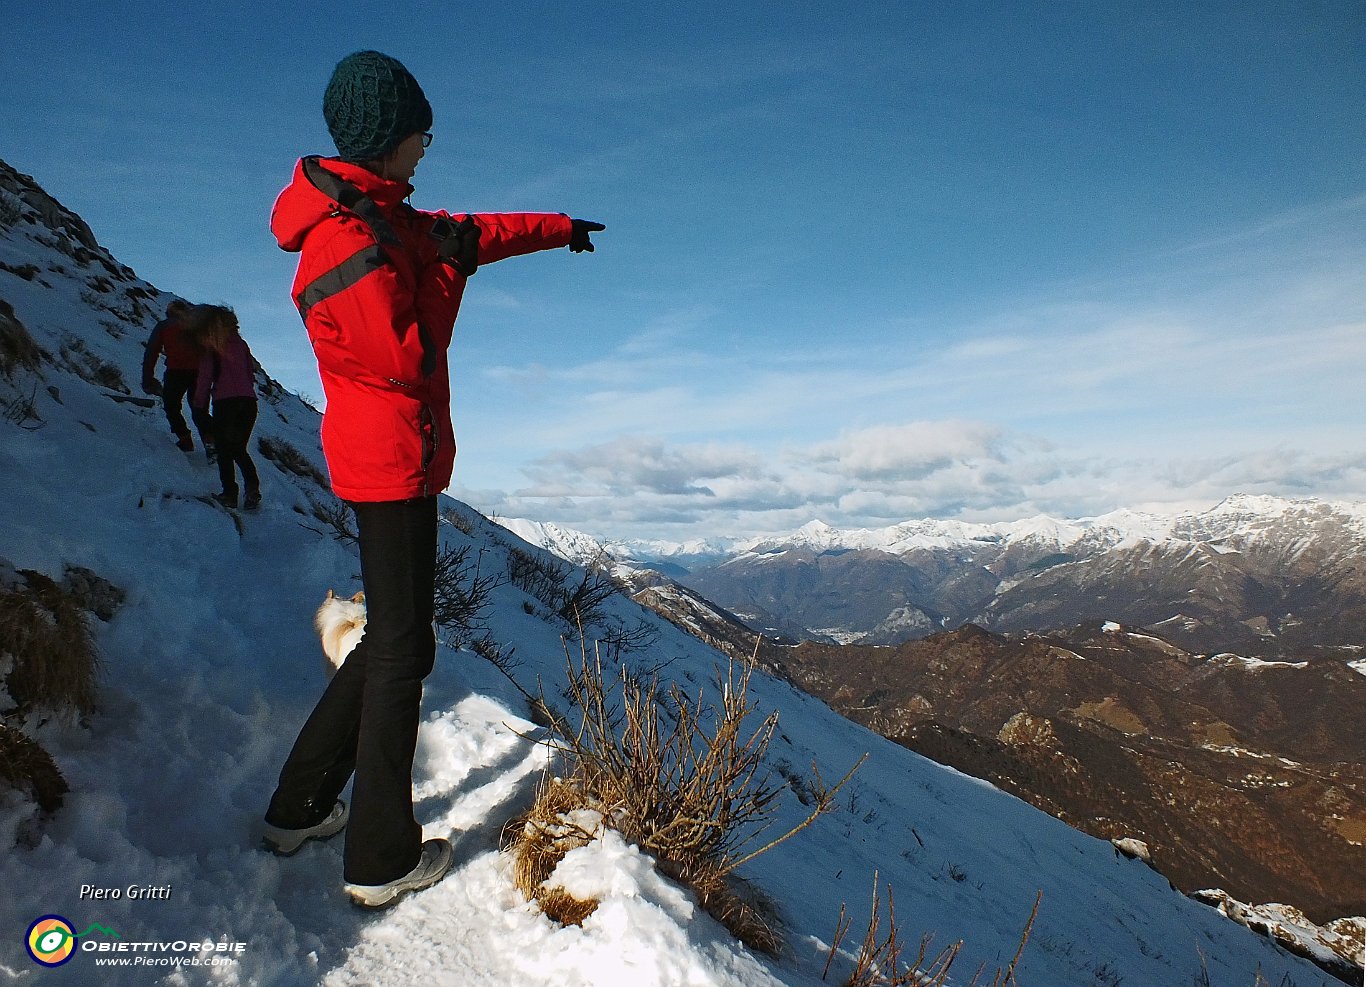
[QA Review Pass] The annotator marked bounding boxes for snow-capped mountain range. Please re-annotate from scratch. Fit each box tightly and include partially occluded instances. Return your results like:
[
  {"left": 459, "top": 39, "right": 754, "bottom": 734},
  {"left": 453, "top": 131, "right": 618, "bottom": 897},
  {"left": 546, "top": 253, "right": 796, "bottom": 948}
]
[
  {"left": 1, "top": 157, "right": 1358, "bottom": 984},
  {"left": 502, "top": 495, "right": 1366, "bottom": 659},
  {"left": 509, "top": 495, "right": 1366, "bottom": 569},
  {"left": 517, "top": 495, "right": 1366, "bottom": 565}
]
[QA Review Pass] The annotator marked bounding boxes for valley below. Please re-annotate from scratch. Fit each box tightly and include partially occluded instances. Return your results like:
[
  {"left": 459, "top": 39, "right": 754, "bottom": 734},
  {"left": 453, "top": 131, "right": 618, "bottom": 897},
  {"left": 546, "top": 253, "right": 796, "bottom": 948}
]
[{"left": 760, "top": 622, "right": 1366, "bottom": 926}]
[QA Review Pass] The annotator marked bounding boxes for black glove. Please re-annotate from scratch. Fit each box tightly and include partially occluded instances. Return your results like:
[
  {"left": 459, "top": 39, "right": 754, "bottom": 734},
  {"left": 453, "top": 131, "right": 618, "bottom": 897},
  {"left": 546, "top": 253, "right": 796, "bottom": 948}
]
[
  {"left": 569, "top": 219, "right": 605, "bottom": 253},
  {"left": 141, "top": 376, "right": 163, "bottom": 397},
  {"left": 434, "top": 215, "right": 480, "bottom": 277}
]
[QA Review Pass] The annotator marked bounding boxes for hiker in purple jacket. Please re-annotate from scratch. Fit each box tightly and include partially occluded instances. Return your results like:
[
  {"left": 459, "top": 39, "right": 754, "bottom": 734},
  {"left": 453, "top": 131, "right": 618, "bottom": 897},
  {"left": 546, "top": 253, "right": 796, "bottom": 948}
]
[{"left": 188, "top": 305, "right": 261, "bottom": 510}]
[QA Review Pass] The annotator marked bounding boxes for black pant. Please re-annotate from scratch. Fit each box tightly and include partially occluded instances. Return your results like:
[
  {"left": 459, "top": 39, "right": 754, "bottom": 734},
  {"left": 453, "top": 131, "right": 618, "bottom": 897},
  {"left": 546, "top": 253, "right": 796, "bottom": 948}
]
[
  {"left": 210, "top": 398, "right": 259, "bottom": 498},
  {"left": 162, "top": 369, "right": 214, "bottom": 442},
  {"left": 266, "top": 496, "right": 438, "bottom": 885}
]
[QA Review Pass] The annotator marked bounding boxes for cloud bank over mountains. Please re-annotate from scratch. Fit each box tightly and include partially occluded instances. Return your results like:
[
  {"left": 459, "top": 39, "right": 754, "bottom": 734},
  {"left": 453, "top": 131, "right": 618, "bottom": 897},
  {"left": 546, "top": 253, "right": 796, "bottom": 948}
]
[
  {"left": 464, "top": 415, "right": 1366, "bottom": 541},
  {"left": 457, "top": 193, "right": 1366, "bottom": 541}
]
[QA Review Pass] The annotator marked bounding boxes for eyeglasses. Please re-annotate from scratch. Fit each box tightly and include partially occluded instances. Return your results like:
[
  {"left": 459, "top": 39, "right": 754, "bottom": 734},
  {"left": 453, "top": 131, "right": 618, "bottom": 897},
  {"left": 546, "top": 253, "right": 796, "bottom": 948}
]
[{"left": 421, "top": 132, "right": 433, "bottom": 148}]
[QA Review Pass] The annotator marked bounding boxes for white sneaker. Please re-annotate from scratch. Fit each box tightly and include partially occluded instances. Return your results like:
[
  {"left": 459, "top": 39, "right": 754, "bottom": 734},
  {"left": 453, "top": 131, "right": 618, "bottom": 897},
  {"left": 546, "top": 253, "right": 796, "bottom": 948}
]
[
  {"left": 262, "top": 800, "right": 348, "bottom": 855},
  {"left": 344, "top": 838, "right": 453, "bottom": 908}
]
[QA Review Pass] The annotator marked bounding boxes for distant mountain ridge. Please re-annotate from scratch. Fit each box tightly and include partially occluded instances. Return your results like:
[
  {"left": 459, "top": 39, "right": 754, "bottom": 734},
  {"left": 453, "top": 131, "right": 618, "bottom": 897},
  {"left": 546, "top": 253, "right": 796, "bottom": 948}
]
[
  {"left": 680, "top": 497, "right": 1366, "bottom": 657},
  {"left": 541, "top": 495, "right": 1366, "bottom": 562},
  {"left": 500, "top": 496, "right": 1366, "bottom": 659}
]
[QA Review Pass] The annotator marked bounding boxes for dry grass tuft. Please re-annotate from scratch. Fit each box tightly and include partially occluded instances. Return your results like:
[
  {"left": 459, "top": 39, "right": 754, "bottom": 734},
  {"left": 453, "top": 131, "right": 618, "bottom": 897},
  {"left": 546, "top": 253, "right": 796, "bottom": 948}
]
[
  {"left": 824, "top": 875, "right": 1040, "bottom": 986},
  {"left": 667, "top": 861, "right": 785, "bottom": 956},
  {"left": 258, "top": 435, "right": 328, "bottom": 488},
  {"left": 57, "top": 336, "right": 126, "bottom": 393},
  {"left": 0, "top": 298, "right": 46, "bottom": 378},
  {"left": 504, "top": 776, "right": 601, "bottom": 926},
  {"left": 303, "top": 496, "right": 357, "bottom": 545},
  {"left": 0, "top": 721, "right": 68, "bottom": 816},
  {"left": 0, "top": 569, "right": 99, "bottom": 717},
  {"left": 535, "top": 886, "right": 600, "bottom": 928}
]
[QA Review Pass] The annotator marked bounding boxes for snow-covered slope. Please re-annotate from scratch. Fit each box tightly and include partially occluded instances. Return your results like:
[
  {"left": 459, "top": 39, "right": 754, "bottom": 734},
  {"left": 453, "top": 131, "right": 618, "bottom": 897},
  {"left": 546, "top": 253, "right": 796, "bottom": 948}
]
[
  {"left": 493, "top": 518, "right": 613, "bottom": 569},
  {"left": 0, "top": 160, "right": 1351, "bottom": 985},
  {"left": 499, "top": 518, "right": 740, "bottom": 572}
]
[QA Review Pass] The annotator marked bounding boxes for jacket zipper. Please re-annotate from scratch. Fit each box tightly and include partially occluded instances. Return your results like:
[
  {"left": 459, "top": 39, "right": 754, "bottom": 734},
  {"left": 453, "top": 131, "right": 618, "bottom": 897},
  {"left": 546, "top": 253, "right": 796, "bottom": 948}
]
[
  {"left": 419, "top": 402, "right": 437, "bottom": 497},
  {"left": 384, "top": 377, "right": 438, "bottom": 498}
]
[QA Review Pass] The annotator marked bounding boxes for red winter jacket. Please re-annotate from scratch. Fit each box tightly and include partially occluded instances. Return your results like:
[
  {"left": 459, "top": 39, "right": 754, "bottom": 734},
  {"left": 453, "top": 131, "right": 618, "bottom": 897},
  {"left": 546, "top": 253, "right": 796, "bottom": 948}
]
[
  {"left": 269, "top": 157, "right": 573, "bottom": 502},
  {"left": 142, "top": 317, "right": 200, "bottom": 376}
]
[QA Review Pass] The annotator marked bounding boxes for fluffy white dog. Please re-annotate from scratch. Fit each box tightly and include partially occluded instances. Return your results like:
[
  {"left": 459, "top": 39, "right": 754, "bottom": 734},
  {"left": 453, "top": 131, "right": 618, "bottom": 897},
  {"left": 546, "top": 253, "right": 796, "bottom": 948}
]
[{"left": 315, "top": 590, "right": 366, "bottom": 677}]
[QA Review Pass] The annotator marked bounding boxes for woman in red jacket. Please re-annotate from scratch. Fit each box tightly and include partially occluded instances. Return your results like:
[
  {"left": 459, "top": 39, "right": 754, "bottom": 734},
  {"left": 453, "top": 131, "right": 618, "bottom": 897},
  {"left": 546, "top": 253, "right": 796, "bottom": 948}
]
[{"left": 260, "top": 50, "right": 603, "bottom": 908}]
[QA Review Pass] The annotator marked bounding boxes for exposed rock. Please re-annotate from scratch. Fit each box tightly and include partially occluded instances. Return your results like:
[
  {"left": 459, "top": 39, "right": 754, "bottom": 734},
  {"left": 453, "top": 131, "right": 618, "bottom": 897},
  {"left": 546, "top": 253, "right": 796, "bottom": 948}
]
[
  {"left": 60, "top": 565, "right": 125, "bottom": 622},
  {"left": 1193, "top": 889, "right": 1364, "bottom": 983},
  {"left": 998, "top": 711, "right": 1055, "bottom": 747},
  {"left": 1110, "top": 837, "right": 1152, "bottom": 865}
]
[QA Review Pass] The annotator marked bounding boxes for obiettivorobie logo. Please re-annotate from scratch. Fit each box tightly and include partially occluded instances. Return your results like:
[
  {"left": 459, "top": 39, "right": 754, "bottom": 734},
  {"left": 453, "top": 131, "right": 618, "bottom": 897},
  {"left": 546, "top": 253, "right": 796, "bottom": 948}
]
[
  {"left": 24, "top": 915, "right": 114, "bottom": 967},
  {"left": 23, "top": 915, "right": 246, "bottom": 970}
]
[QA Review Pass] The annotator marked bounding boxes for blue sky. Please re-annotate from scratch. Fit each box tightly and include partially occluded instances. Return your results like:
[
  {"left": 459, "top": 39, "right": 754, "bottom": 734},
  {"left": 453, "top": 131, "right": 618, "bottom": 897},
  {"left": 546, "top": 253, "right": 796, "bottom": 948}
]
[{"left": 5, "top": 1, "right": 1364, "bottom": 539}]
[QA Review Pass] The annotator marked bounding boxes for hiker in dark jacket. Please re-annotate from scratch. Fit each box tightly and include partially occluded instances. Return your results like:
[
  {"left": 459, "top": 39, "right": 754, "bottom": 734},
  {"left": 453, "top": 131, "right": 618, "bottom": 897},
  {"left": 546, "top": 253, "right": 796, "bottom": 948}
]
[
  {"left": 260, "top": 49, "right": 604, "bottom": 908},
  {"left": 187, "top": 305, "right": 260, "bottom": 511},
  {"left": 141, "top": 299, "right": 214, "bottom": 458}
]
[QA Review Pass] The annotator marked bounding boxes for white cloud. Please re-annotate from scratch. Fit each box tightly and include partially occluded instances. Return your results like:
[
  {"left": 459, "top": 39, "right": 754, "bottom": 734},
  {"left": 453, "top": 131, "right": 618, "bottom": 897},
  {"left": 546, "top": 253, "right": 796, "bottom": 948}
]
[
  {"left": 522, "top": 435, "right": 770, "bottom": 498},
  {"left": 482, "top": 419, "right": 1366, "bottom": 541},
  {"left": 801, "top": 420, "right": 1013, "bottom": 480}
]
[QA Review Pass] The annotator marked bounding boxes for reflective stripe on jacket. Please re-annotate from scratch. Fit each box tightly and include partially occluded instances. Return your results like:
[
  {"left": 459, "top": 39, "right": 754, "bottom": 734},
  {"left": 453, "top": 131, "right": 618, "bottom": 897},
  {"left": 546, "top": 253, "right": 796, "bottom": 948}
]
[{"left": 269, "top": 156, "right": 573, "bottom": 502}]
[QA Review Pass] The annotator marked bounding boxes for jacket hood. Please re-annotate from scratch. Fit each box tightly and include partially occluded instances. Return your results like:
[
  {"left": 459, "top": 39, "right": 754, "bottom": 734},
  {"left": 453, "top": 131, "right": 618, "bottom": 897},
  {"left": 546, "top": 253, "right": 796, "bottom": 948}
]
[{"left": 270, "top": 157, "right": 414, "bottom": 253}]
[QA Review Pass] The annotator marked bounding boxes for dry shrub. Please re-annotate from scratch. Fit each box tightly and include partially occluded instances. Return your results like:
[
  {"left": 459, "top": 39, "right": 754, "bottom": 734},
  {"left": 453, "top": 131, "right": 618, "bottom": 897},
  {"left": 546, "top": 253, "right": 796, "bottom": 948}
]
[
  {"left": 258, "top": 435, "right": 328, "bottom": 488},
  {"left": 0, "top": 721, "right": 67, "bottom": 815},
  {"left": 433, "top": 544, "right": 504, "bottom": 635},
  {"left": 2, "top": 380, "right": 43, "bottom": 429},
  {"left": 517, "top": 639, "right": 861, "bottom": 953},
  {"left": 0, "top": 298, "right": 46, "bottom": 378},
  {"left": 824, "top": 875, "right": 1040, "bottom": 987},
  {"left": 504, "top": 777, "right": 601, "bottom": 926},
  {"left": 0, "top": 569, "right": 99, "bottom": 717},
  {"left": 555, "top": 565, "right": 617, "bottom": 628},
  {"left": 57, "top": 336, "right": 126, "bottom": 393},
  {"left": 507, "top": 547, "right": 569, "bottom": 610},
  {"left": 303, "top": 496, "right": 357, "bottom": 545}
]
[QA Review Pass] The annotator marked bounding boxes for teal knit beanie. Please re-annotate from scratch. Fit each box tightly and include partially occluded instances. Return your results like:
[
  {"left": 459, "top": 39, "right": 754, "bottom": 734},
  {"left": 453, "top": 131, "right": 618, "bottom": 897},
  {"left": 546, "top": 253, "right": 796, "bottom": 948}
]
[{"left": 323, "top": 51, "right": 432, "bottom": 162}]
